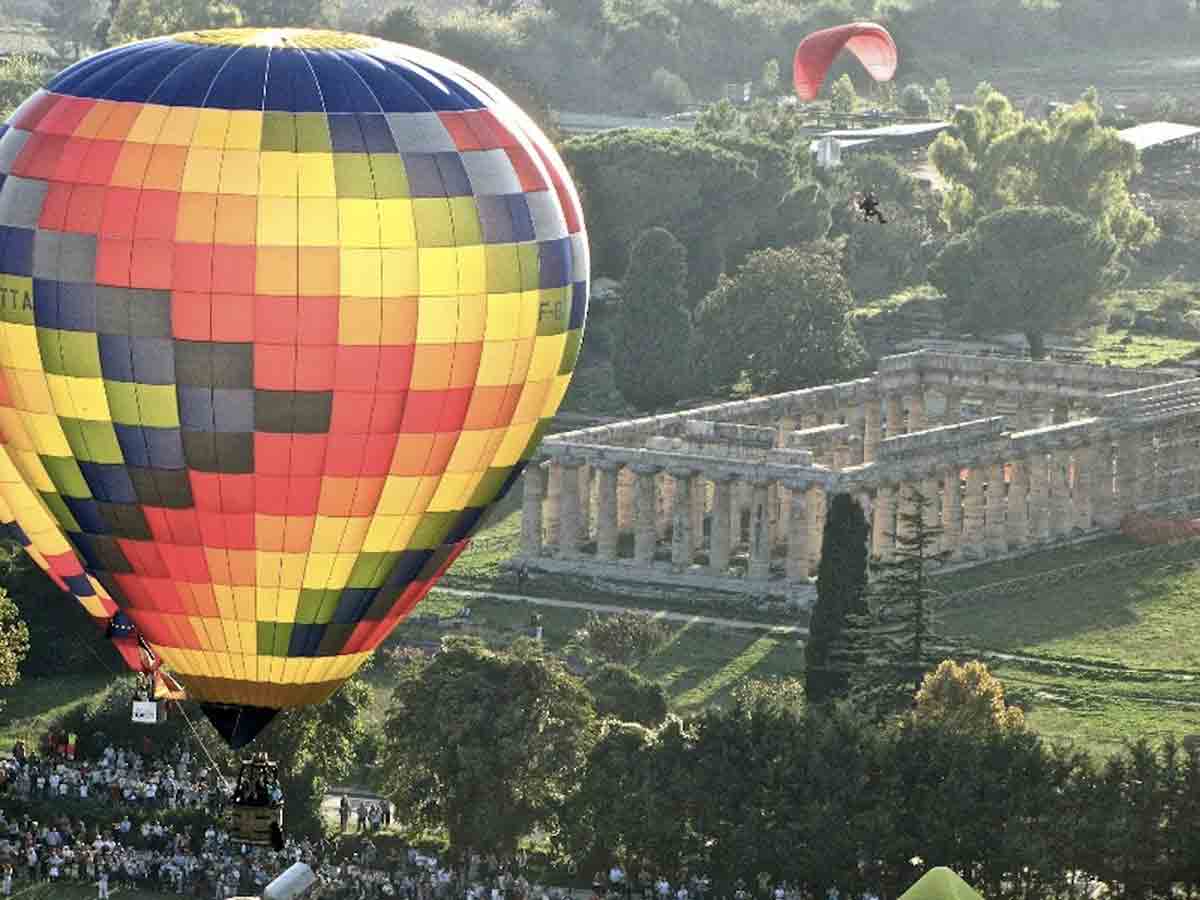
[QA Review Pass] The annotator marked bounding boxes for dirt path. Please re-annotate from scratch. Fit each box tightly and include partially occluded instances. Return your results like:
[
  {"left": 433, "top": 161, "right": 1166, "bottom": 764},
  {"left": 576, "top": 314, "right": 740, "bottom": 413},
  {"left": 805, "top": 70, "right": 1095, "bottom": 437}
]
[{"left": 429, "top": 586, "right": 807, "bottom": 635}]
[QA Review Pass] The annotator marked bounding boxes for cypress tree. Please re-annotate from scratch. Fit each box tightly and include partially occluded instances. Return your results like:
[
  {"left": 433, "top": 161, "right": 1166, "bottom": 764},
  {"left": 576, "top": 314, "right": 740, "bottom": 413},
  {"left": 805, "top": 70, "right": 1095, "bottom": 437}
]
[
  {"left": 612, "top": 227, "right": 693, "bottom": 411},
  {"left": 805, "top": 493, "right": 870, "bottom": 705}
]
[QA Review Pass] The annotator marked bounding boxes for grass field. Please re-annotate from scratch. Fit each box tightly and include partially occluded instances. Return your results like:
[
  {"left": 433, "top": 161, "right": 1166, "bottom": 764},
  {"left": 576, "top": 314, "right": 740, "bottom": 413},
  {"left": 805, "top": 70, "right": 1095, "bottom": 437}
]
[{"left": 935, "top": 537, "right": 1200, "bottom": 756}]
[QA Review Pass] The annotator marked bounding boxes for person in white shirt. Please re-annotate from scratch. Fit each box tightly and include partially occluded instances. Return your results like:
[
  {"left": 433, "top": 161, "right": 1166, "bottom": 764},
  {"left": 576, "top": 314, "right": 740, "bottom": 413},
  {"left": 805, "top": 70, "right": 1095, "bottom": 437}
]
[{"left": 98, "top": 866, "right": 109, "bottom": 900}]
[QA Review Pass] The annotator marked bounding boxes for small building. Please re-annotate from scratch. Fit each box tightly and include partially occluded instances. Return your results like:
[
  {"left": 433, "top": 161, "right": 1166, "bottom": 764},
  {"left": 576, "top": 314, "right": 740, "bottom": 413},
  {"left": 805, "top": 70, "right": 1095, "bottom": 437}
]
[{"left": 1117, "top": 121, "right": 1200, "bottom": 162}]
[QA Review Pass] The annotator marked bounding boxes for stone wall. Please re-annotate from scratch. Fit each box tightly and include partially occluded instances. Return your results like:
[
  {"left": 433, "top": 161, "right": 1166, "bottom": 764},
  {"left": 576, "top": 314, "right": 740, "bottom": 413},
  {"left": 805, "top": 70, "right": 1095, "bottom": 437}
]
[{"left": 515, "top": 351, "right": 1198, "bottom": 602}]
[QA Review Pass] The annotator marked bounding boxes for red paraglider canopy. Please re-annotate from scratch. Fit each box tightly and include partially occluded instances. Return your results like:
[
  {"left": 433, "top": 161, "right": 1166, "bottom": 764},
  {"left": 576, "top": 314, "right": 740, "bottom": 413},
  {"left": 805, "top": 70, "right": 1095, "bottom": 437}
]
[{"left": 793, "top": 22, "right": 898, "bottom": 102}]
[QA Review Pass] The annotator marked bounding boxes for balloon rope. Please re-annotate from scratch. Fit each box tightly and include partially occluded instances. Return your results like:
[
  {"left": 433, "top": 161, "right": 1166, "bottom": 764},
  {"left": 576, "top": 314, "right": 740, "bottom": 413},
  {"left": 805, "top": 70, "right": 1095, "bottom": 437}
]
[{"left": 172, "top": 699, "right": 228, "bottom": 786}]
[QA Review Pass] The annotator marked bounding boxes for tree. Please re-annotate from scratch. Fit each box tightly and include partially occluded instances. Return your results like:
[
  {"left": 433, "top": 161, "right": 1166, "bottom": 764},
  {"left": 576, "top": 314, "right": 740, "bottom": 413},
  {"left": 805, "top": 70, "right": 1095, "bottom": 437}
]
[
  {"left": 41, "top": 0, "right": 102, "bottom": 61},
  {"left": 929, "top": 85, "right": 1156, "bottom": 250},
  {"left": 367, "top": 3, "right": 435, "bottom": 48},
  {"left": 240, "top": 0, "right": 325, "bottom": 27},
  {"left": 587, "top": 663, "right": 668, "bottom": 726},
  {"left": 806, "top": 494, "right": 870, "bottom": 706},
  {"left": 899, "top": 83, "right": 931, "bottom": 117},
  {"left": 911, "top": 659, "right": 1025, "bottom": 735},
  {"left": 929, "top": 77, "right": 952, "bottom": 119},
  {"left": 382, "top": 636, "right": 597, "bottom": 860},
  {"left": 694, "top": 244, "right": 865, "bottom": 395},
  {"left": 839, "top": 486, "right": 951, "bottom": 715},
  {"left": 612, "top": 227, "right": 694, "bottom": 410},
  {"left": 761, "top": 58, "right": 780, "bottom": 94},
  {"left": 0, "top": 55, "right": 43, "bottom": 121},
  {"left": 251, "top": 675, "right": 377, "bottom": 835},
  {"left": 830, "top": 73, "right": 857, "bottom": 114},
  {"left": 929, "top": 204, "right": 1122, "bottom": 358},
  {"left": 575, "top": 609, "right": 672, "bottom": 666},
  {"left": 562, "top": 129, "right": 758, "bottom": 285},
  {"left": 108, "top": 0, "right": 243, "bottom": 45},
  {"left": 0, "top": 588, "right": 29, "bottom": 714}
]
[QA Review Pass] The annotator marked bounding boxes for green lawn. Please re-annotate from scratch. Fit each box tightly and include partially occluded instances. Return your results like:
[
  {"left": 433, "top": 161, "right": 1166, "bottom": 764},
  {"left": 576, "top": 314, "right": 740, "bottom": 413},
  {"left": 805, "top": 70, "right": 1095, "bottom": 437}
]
[
  {"left": 382, "top": 592, "right": 805, "bottom": 715},
  {"left": 0, "top": 672, "right": 111, "bottom": 749},
  {"left": 1087, "top": 329, "right": 1199, "bottom": 368}
]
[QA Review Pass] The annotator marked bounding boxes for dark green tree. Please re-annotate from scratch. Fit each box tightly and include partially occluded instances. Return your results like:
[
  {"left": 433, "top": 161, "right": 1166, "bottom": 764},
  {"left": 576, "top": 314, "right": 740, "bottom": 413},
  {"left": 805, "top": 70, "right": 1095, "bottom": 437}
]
[
  {"left": 576, "top": 609, "right": 672, "bottom": 666},
  {"left": 562, "top": 129, "right": 758, "bottom": 288},
  {"left": 108, "top": 0, "right": 243, "bottom": 45},
  {"left": 867, "top": 486, "right": 950, "bottom": 700},
  {"left": 929, "top": 205, "right": 1122, "bottom": 358},
  {"left": 612, "top": 227, "right": 694, "bottom": 411},
  {"left": 587, "top": 663, "right": 668, "bottom": 726},
  {"left": 367, "top": 3, "right": 435, "bottom": 48},
  {"left": 41, "top": 0, "right": 102, "bottom": 61},
  {"left": 382, "top": 636, "right": 597, "bottom": 860},
  {"left": 240, "top": 0, "right": 325, "bottom": 27},
  {"left": 806, "top": 493, "right": 870, "bottom": 705},
  {"left": 694, "top": 244, "right": 864, "bottom": 395}
]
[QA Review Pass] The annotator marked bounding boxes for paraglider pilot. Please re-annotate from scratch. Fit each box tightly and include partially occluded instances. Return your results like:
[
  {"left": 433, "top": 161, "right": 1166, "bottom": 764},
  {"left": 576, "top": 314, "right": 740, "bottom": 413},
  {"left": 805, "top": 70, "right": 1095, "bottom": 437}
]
[{"left": 857, "top": 190, "right": 887, "bottom": 224}]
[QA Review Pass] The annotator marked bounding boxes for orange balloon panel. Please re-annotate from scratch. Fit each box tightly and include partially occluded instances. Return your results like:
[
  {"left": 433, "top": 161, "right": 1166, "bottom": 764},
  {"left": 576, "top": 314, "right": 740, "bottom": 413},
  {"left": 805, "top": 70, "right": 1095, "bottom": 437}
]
[{"left": 0, "top": 28, "right": 588, "bottom": 746}]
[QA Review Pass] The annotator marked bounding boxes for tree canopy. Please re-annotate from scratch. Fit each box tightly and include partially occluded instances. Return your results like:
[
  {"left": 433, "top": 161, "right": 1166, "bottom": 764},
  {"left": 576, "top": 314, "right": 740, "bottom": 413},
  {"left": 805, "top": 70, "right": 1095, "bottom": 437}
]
[
  {"left": 611, "top": 227, "right": 694, "bottom": 411},
  {"left": 930, "top": 86, "right": 1156, "bottom": 251},
  {"left": 382, "top": 636, "right": 597, "bottom": 859},
  {"left": 695, "top": 244, "right": 865, "bottom": 395},
  {"left": 912, "top": 659, "right": 1027, "bottom": 736},
  {"left": 929, "top": 204, "right": 1122, "bottom": 358},
  {"left": 107, "top": 0, "right": 243, "bottom": 45}
]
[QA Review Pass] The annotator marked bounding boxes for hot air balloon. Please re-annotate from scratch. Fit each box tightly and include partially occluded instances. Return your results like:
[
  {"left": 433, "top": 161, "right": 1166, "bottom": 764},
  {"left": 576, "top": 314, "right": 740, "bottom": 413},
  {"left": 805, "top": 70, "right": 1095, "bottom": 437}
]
[
  {"left": 0, "top": 28, "right": 589, "bottom": 748},
  {"left": 793, "top": 22, "right": 898, "bottom": 102}
]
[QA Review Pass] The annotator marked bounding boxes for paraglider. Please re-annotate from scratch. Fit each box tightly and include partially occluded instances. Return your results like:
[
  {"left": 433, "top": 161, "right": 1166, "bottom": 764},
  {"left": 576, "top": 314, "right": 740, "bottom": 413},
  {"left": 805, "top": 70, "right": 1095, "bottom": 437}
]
[
  {"left": 0, "top": 27, "right": 589, "bottom": 748},
  {"left": 793, "top": 22, "right": 898, "bottom": 102},
  {"left": 857, "top": 189, "right": 888, "bottom": 223}
]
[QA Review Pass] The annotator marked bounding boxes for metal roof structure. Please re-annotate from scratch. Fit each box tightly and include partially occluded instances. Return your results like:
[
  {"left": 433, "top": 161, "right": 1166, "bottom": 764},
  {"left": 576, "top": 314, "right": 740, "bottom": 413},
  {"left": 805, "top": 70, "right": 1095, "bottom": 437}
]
[
  {"left": 819, "top": 121, "right": 950, "bottom": 140},
  {"left": 1117, "top": 121, "right": 1200, "bottom": 151}
]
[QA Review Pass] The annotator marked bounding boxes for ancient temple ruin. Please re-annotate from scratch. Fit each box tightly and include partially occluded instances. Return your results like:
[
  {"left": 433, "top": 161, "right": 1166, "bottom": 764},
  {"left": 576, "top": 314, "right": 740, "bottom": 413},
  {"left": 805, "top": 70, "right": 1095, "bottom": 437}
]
[{"left": 516, "top": 351, "right": 1200, "bottom": 599}]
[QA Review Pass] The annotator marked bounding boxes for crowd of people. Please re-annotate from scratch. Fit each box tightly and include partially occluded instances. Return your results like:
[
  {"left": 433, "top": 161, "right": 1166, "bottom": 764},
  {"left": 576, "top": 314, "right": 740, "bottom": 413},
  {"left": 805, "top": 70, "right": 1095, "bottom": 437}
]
[
  {"left": 0, "top": 738, "right": 587, "bottom": 899},
  {"left": 0, "top": 738, "right": 878, "bottom": 900}
]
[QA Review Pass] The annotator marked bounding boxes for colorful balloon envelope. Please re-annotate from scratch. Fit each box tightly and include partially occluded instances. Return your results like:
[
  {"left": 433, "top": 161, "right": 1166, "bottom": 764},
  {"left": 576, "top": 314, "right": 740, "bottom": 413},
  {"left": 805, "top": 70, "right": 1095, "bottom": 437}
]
[
  {"left": 793, "top": 22, "right": 898, "bottom": 102},
  {"left": 0, "top": 28, "right": 588, "bottom": 746}
]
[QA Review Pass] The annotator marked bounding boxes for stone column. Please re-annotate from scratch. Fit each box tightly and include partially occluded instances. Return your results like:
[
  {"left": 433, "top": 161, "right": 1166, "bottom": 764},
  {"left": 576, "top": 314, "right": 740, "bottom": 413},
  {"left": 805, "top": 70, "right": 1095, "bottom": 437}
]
[
  {"left": 1117, "top": 432, "right": 1140, "bottom": 516},
  {"left": 1006, "top": 457, "right": 1029, "bottom": 549},
  {"left": 749, "top": 481, "right": 773, "bottom": 581},
  {"left": 670, "top": 469, "right": 695, "bottom": 572},
  {"left": 520, "top": 462, "right": 546, "bottom": 557},
  {"left": 863, "top": 400, "right": 881, "bottom": 463},
  {"left": 558, "top": 461, "right": 582, "bottom": 558},
  {"left": 885, "top": 394, "right": 904, "bottom": 438},
  {"left": 1073, "top": 444, "right": 1094, "bottom": 532},
  {"left": 1028, "top": 452, "right": 1051, "bottom": 543},
  {"left": 543, "top": 463, "right": 561, "bottom": 550},
  {"left": 872, "top": 483, "right": 895, "bottom": 561},
  {"left": 985, "top": 461, "right": 1007, "bottom": 556},
  {"left": 942, "top": 465, "right": 962, "bottom": 558},
  {"left": 617, "top": 466, "right": 635, "bottom": 530},
  {"left": 595, "top": 463, "right": 619, "bottom": 561},
  {"left": 906, "top": 390, "right": 927, "bottom": 432},
  {"left": 961, "top": 466, "right": 986, "bottom": 559},
  {"left": 786, "top": 485, "right": 808, "bottom": 581},
  {"left": 846, "top": 408, "right": 866, "bottom": 465},
  {"left": 692, "top": 476, "right": 707, "bottom": 556},
  {"left": 710, "top": 476, "right": 733, "bottom": 576},
  {"left": 833, "top": 441, "right": 852, "bottom": 472},
  {"left": 577, "top": 464, "right": 593, "bottom": 544},
  {"left": 633, "top": 466, "right": 658, "bottom": 565},
  {"left": 1092, "top": 440, "right": 1117, "bottom": 529},
  {"left": 805, "top": 484, "right": 824, "bottom": 575},
  {"left": 1048, "top": 449, "right": 1073, "bottom": 539},
  {"left": 656, "top": 470, "right": 673, "bottom": 538}
]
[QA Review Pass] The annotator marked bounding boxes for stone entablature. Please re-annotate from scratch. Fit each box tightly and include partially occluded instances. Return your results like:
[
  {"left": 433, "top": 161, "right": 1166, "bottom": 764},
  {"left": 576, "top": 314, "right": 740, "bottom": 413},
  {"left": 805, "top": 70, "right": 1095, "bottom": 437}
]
[{"left": 516, "top": 351, "right": 1200, "bottom": 600}]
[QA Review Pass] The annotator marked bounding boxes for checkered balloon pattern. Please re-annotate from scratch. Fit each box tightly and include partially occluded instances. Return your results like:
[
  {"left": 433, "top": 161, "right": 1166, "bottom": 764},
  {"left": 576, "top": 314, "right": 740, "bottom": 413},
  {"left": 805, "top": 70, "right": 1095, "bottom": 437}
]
[{"left": 0, "top": 28, "right": 588, "bottom": 737}]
